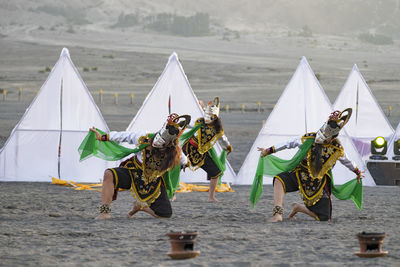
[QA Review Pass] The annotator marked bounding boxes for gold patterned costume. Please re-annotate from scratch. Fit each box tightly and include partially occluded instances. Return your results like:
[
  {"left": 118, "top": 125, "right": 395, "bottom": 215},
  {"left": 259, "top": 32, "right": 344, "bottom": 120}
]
[
  {"left": 183, "top": 118, "right": 224, "bottom": 172},
  {"left": 296, "top": 133, "right": 343, "bottom": 206},
  {"left": 262, "top": 108, "right": 361, "bottom": 221},
  {"left": 108, "top": 133, "right": 177, "bottom": 218},
  {"left": 273, "top": 133, "right": 346, "bottom": 221},
  {"left": 95, "top": 113, "right": 191, "bottom": 219}
]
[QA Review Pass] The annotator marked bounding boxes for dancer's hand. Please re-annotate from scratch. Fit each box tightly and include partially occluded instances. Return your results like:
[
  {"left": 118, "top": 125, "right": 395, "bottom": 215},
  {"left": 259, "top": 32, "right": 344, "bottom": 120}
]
[
  {"left": 225, "top": 145, "right": 233, "bottom": 155},
  {"left": 354, "top": 168, "right": 363, "bottom": 184},
  {"left": 181, "top": 163, "right": 188, "bottom": 172},
  {"left": 257, "top": 147, "right": 268, "bottom": 157},
  {"left": 356, "top": 171, "right": 364, "bottom": 184},
  {"left": 90, "top": 127, "right": 102, "bottom": 141}
]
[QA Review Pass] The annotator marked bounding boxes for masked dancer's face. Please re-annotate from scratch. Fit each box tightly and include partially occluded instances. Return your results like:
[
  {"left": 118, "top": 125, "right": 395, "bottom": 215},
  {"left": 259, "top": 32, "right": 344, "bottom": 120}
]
[
  {"left": 152, "top": 124, "right": 179, "bottom": 148},
  {"left": 315, "top": 120, "right": 339, "bottom": 144},
  {"left": 204, "top": 114, "right": 217, "bottom": 124}
]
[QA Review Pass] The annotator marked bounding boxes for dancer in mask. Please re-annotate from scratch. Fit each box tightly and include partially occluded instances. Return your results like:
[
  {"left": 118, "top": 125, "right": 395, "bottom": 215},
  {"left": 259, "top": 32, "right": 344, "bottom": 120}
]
[
  {"left": 91, "top": 113, "right": 190, "bottom": 220},
  {"left": 182, "top": 97, "right": 233, "bottom": 202},
  {"left": 257, "top": 108, "right": 363, "bottom": 222}
]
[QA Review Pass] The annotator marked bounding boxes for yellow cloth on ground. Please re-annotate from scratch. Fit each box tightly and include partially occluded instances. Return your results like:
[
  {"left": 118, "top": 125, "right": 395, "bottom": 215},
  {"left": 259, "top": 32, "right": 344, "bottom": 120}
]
[
  {"left": 176, "top": 182, "right": 234, "bottom": 193},
  {"left": 52, "top": 178, "right": 234, "bottom": 193},
  {"left": 51, "top": 177, "right": 235, "bottom": 193},
  {"left": 52, "top": 177, "right": 103, "bottom": 191}
]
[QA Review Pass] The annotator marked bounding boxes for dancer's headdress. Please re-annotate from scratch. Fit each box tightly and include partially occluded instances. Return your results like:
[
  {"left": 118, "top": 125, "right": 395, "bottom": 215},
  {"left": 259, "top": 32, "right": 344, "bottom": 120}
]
[
  {"left": 153, "top": 113, "right": 191, "bottom": 148},
  {"left": 315, "top": 108, "right": 352, "bottom": 144},
  {"left": 204, "top": 97, "right": 220, "bottom": 123}
]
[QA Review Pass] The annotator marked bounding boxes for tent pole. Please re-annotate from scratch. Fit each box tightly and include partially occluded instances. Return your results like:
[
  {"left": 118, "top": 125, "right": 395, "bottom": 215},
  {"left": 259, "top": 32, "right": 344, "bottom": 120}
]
[
  {"left": 58, "top": 79, "right": 63, "bottom": 179},
  {"left": 356, "top": 81, "right": 359, "bottom": 126},
  {"left": 168, "top": 94, "right": 171, "bottom": 114},
  {"left": 304, "top": 84, "right": 308, "bottom": 133}
]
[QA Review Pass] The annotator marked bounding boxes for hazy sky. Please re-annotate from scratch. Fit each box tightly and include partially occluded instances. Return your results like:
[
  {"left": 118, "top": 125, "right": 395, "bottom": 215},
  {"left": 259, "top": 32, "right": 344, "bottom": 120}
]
[{"left": 1, "top": 0, "right": 400, "bottom": 37}]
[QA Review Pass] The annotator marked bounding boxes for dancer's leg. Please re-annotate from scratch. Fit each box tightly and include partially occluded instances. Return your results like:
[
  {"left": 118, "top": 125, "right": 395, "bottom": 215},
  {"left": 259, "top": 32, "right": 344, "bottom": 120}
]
[
  {"left": 95, "top": 170, "right": 114, "bottom": 220},
  {"left": 268, "top": 179, "right": 285, "bottom": 222}
]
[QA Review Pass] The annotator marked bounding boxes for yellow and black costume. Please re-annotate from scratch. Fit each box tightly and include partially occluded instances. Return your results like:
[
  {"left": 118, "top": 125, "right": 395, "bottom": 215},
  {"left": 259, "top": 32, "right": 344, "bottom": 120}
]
[
  {"left": 272, "top": 133, "right": 354, "bottom": 221},
  {"left": 183, "top": 117, "right": 231, "bottom": 180},
  {"left": 104, "top": 127, "right": 188, "bottom": 218},
  {"left": 265, "top": 109, "right": 361, "bottom": 220}
]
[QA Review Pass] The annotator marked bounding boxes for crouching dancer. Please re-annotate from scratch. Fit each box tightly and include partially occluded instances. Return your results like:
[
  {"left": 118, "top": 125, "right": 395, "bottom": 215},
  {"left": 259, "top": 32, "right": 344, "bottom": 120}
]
[
  {"left": 255, "top": 108, "right": 363, "bottom": 222},
  {"left": 91, "top": 114, "right": 190, "bottom": 220}
]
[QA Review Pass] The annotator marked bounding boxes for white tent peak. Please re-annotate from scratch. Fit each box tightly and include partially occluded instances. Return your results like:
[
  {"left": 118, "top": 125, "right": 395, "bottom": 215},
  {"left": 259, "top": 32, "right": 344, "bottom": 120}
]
[
  {"left": 236, "top": 57, "right": 375, "bottom": 186},
  {"left": 258, "top": 56, "right": 330, "bottom": 136},
  {"left": 333, "top": 64, "right": 394, "bottom": 160},
  {"left": 169, "top": 52, "right": 179, "bottom": 62},
  {"left": 60, "top": 47, "right": 70, "bottom": 58},
  {"left": 126, "top": 52, "right": 236, "bottom": 184},
  {"left": 300, "top": 56, "right": 315, "bottom": 71},
  {"left": 0, "top": 48, "right": 112, "bottom": 182}
]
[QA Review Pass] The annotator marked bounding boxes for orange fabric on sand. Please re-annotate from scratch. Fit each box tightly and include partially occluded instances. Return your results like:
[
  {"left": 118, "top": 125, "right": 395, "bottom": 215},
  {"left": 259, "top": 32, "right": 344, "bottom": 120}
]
[{"left": 52, "top": 178, "right": 234, "bottom": 193}]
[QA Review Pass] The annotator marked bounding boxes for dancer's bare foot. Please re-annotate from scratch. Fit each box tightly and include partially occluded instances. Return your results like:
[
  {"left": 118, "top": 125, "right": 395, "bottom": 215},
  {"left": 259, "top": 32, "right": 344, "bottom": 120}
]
[
  {"left": 208, "top": 197, "right": 220, "bottom": 202},
  {"left": 95, "top": 213, "right": 111, "bottom": 220},
  {"left": 288, "top": 202, "right": 302, "bottom": 219},
  {"left": 288, "top": 202, "right": 319, "bottom": 220},
  {"left": 268, "top": 214, "right": 283, "bottom": 222},
  {"left": 127, "top": 202, "right": 141, "bottom": 218},
  {"left": 171, "top": 194, "right": 177, "bottom": 202},
  {"left": 127, "top": 208, "right": 138, "bottom": 218}
]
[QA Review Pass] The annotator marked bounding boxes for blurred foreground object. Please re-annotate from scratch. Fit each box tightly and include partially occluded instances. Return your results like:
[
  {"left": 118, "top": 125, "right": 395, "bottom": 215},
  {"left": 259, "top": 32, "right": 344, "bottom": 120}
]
[
  {"left": 355, "top": 232, "right": 388, "bottom": 258},
  {"left": 167, "top": 231, "right": 200, "bottom": 260}
]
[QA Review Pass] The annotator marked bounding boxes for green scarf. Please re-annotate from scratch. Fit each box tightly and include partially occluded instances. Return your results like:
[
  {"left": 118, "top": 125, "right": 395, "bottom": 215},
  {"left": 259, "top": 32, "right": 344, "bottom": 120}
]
[
  {"left": 78, "top": 129, "right": 150, "bottom": 162},
  {"left": 249, "top": 137, "right": 363, "bottom": 210},
  {"left": 78, "top": 125, "right": 227, "bottom": 197}
]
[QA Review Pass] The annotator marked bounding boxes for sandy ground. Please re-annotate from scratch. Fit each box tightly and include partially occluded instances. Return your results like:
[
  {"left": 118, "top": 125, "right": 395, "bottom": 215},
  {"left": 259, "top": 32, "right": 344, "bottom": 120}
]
[
  {"left": 0, "top": 183, "right": 399, "bottom": 266},
  {"left": 1, "top": 26, "right": 400, "bottom": 266}
]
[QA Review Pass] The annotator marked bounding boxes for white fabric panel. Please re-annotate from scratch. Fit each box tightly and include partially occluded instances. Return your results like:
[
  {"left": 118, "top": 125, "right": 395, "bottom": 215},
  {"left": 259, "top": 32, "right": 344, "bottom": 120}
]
[
  {"left": 62, "top": 57, "right": 108, "bottom": 131},
  {"left": 334, "top": 65, "right": 394, "bottom": 160},
  {"left": 236, "top": 57, "right": 375, "bottom": 186},
  {"left": 60, "top": 131, "right": 111, "bottom": 183},
  {"left": 126, "top": 52, "right": 236, "bottom": 183},
  {"left": 0, "top": 131, "right": 59, "bottom": 181},
  {"left": 0, "top": 48, "right": 112, "bottom": 182},
  {"left": 334, "top": 132, "right": 375, "bottom": 186},
  {"left": 19, "top": 60, "right": 63, "bottom": 130},
  {"left": 387, "top": 122, "right": 400, "bottom": 160},
  {"left": 260, "top": 57, "right": 331, "bottom": 136},
  {"left": 127, "top": 53, "right": 204, "bottom": 133}
]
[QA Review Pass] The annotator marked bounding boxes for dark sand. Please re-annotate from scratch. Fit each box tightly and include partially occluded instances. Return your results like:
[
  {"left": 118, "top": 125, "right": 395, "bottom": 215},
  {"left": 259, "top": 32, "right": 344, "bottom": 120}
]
[{"left": 0, "top": 183, "right": 399, "bottom": 266}]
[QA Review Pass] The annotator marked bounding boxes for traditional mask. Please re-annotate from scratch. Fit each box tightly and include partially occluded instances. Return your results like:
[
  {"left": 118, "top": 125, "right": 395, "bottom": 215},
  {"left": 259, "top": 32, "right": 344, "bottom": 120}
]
[
  {"left": 204, "top": 97, "right": 220, "bottom": 124},
  {"left": 152, "top": 113, "right": 191, "bottom": 148},
  {"left": 315, "top": 108, "right": 352, "bottom": 144}
]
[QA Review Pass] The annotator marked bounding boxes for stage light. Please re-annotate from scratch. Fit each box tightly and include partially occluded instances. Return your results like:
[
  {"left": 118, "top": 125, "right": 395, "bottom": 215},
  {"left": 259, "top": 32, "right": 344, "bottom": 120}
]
[
  {"left": 374, "top": 136, "right": 386, "bottom": 148},
  {"left": 393, "top": 138, "right": 400, "bottom": 160},
  {"left": 370, "top": 136, "right": 388, "bottom": 160}
]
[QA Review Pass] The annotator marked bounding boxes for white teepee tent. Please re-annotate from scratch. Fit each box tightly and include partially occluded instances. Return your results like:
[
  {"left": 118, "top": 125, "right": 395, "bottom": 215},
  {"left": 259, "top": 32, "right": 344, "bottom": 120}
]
[
  {"left": 0, "top": 48, "right": 112, "bottom": 182},
  {"left": 387, "top": 121, "right": 400, "bottom": 160},
  {"left": 333, "top": 65, "right": 394, "bottom": 160},
  {"left": 236, "top": 57, "right": 375, "bottom": 186},
  {"left": 126, "top": 52, "right": 236, "bottom": 183}
]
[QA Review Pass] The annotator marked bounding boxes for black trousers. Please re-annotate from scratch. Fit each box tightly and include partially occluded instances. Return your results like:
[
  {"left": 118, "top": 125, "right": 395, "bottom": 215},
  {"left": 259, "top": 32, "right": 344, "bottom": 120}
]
[{"left": 108, "top": 166, "right": 172, "bottom": 218}]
